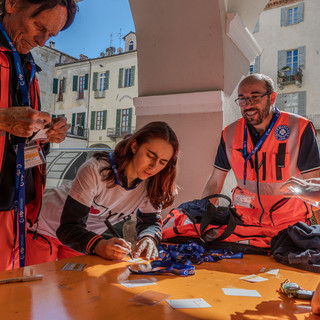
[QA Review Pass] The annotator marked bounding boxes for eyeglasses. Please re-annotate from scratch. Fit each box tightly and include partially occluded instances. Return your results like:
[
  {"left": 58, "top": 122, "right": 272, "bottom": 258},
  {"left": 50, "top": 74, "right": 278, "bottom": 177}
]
[{"left": 235, "top": 92, "right": 271, "bottom": 107}]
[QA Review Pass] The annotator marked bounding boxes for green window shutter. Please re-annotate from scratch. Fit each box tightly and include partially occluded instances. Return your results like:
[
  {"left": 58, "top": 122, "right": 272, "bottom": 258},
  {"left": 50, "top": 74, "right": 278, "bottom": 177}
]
[
  {"left": 53, "top": 78, "right": 58, "bottom": 94},
  {"left": 60, "top": 114, "right": 65, "bottom": 117},
  {"left": 298, "top": 91, "right": 306, "bottom": 116},
  {"left": 298, "top": 2, "right": 304, "bottom": 23},
  {"left": 130, "top": 66, "right": 135, "bottom": 86},
  {"left": 253, "top": 55, "right": 260, "bottom": 73},
  {"left": 275, "top": 93, "right": 283, "bottom": 110},
  {"left": 81, "top": 112, "right": 85, "bottom": 127},
  {"left": 84, "top": 73, "right": 89, "bottom": 90},
  {"left": 90, "top": 111, "right": 96, "bottom": 130},
  {"left": 128, "top": 108, "right": 133, "bottom": 130},
  {"left": 62, "top": 78, "right": 66, "bottom": 92},
  {"left": 298, "top": 46, "right": 306, "bottom": 69},
  {"left": 118, "top": 68, "right": 123, "bottom": 88},
  {"left": 52, "top": 114, "right": 57, "bottom": 119},
  {"left": 280, "top": 7, "right": 287, "bottom": 27},
  {"left": 72, "top": 75, "right": 78, "bottom": 91},
  {"left": 277, "top": 50, "right": 286, "bottom": 71},
  {"left": 105, "top": 70, "right": 110, "bottom": 90},
  {"left": 116, "top": 109, "right": 121, "bottom": 133},
  {"left": 102, "top": 110, "right": 107, "bottom": 130},
  {"left": 72, "top": 113, "right": 76, "bottom": 126},
  {"left": 92, "top": 72, "right": 98, "bottom": 91}
]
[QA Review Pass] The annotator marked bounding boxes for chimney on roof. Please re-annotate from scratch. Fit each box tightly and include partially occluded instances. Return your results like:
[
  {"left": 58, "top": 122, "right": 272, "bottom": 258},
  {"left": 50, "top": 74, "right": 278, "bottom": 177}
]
[
  {"left": 79, "top": 54, "right": 88, "bottom": 60},
  {"left": 49, "top": 40, "right": 55, "bottom": 49}
]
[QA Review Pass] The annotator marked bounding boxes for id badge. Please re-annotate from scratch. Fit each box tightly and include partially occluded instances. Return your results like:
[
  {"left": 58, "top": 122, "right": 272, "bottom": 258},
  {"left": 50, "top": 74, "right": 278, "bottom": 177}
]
[
  {"left": 233, "top": 192, "right": 255, "bottom": 208},
  {"left": 24, "top": 143, "right": 46, "bottom": 169}
]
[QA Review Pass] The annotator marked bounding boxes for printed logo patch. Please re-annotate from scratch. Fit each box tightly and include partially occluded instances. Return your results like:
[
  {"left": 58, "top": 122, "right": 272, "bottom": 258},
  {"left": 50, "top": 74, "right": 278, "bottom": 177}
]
[{"left": 274, "top": 125, "right": 290, "bottom": 141}]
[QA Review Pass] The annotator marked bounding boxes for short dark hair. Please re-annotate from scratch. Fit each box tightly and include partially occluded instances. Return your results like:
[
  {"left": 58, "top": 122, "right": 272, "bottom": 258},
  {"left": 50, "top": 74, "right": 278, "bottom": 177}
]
[{"left": 0, "top": 0, "right": 77, "bottom": 30}]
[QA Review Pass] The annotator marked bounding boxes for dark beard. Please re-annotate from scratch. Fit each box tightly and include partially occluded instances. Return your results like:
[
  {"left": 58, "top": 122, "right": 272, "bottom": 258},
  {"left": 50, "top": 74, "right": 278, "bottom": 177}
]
[{"left": 242, "top": 101, "right": 272, "bottom": 126}]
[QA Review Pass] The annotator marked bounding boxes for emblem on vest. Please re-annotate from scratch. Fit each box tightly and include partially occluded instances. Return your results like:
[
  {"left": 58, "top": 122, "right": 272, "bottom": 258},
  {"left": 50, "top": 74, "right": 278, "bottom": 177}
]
[{"left": 274, "top": 125, "right": 291, "bottom": 141}]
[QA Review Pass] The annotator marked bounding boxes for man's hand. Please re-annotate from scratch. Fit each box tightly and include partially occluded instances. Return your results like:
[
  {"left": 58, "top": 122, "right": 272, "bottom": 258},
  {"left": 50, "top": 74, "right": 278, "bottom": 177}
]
[
  {"left": 280, "top": 177, "right": 320, "bottom": 204},
  {"left": 46, "top": 116, "right": 70, "bottom": 143},
  {"left": 0, "top": 107, "right": 51, "bottom": 137},
  {"left": 134, "top": 237, "right": 158, "bottom": 260},
  {"left": 94, "top": 238, "right": 132, "bottom": 260}
]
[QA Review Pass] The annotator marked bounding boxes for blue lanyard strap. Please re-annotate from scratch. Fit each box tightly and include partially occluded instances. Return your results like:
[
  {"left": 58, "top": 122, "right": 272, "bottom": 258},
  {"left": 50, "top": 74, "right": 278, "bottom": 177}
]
[
  {"left": 159, "top": 242, "right": 243, "bottom": 265},
  {"left": 13, "top": 143, "right": 26, "bottom": 268},
  {"left": 243, "top": 108, "right": 280, "bottom": 185},
  {"left": 109, "top": 152, "right": 141, "bottom": 190},
  {"left": 129, "top": 260, "right": 196, "bottom": 277},
  {"left": 0, "top": 21, "right": 36, "bottom": 106}
]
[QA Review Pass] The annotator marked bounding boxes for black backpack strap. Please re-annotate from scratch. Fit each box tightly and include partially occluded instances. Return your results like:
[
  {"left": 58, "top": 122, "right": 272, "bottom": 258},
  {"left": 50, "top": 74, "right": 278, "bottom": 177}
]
[
  {"left": 202, "top": 194, "right": 232, "bottom": 205},
  {"left": 199, "top": 194, "right": 238, "bottom": 242}
]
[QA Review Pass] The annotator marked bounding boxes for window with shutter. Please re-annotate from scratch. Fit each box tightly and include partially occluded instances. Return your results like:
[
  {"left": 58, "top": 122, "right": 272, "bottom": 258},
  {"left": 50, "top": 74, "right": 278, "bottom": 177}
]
[
  {"left": 53, "top": 78, "right": 58, "bottom": 94},
  {"left": 91, "top": 111, "right": 96, "bottom": 130},
  {"left": 92, "top": 72, "right": 98, "bottom": 91},
  {"left": 281, "top": 3, "right": 304, "bottom": 26}
]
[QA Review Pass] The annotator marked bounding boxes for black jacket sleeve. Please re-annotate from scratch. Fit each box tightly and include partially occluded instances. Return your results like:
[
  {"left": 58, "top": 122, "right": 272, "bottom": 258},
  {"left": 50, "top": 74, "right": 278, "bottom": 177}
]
[
  {"left": 56, "top": 195, "right": 103, "bottom": 254},
  {"left": 135, "top": 209, "right": 162, "bottom": 245}
]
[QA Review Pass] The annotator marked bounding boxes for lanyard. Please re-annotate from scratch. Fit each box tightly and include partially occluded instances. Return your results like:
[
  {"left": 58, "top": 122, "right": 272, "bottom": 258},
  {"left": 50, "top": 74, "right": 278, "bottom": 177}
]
[
  {"left": 129, "top": 260, "right": 196, "bottom": 277},
  {"left": 13, "top": 143, "right": 26, "bottom": 268},
  {"left": 109, "top": 152, "right": 141, "bottom": 190},
  {"left": 159, "top": 242, "right": 243, "bottom": 265},
  {"left": 243, "top": 108, "right": 280, "bottom": 185},
  {"left": 0, "top": 21, "right": 36, "bottom": 106}
]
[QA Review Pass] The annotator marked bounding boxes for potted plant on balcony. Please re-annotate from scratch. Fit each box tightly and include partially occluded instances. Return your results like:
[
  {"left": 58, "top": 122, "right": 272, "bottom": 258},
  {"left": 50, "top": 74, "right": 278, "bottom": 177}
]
[{"left": 294, "top": 67, "right": 302, "bottom": 81}]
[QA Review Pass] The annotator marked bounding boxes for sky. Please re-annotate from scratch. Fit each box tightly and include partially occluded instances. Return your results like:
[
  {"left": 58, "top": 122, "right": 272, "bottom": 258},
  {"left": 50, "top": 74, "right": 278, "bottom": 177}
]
[{"left": 50, "top": 0, "right": 135, "bottom": 59}]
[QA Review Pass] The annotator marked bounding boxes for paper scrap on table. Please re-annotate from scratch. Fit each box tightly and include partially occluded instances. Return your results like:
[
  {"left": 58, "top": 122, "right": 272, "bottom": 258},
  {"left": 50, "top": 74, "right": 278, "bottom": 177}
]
[
  {"left": 260, "top": 267, "right": 279, "bottom": 275},
  {"left": 120, "top": 279, "right": 156, "bottom": 288},
  {"left": 240, "top": 274, "right": 268, "bottom": 283},
  {"left": 166, "top": 298, "right": 212, "bottom": 309},
  {"left": 61, "top": 263, "right": 86, "bottom": 271},
  {"left": 222, "top": 288, "right": 262, "bottom": 297}
]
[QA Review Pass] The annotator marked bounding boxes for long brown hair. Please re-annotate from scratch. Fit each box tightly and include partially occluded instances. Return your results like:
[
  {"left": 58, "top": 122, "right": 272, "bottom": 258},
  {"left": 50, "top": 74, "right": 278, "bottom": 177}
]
[{"left": 94, "top": 121, "right": 179, "bottom": 210}]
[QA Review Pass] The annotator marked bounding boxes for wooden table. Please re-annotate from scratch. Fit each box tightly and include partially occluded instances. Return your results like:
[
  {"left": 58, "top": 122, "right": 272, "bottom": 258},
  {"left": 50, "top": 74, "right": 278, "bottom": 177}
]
[{"left": 0, "top": 253, "right": 319, "bottom": 320}]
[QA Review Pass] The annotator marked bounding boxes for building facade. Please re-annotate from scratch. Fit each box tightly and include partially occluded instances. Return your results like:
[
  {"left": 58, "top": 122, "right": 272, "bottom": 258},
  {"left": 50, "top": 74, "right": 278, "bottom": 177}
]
[
  {"left": 252, "top": 0, "right": 320, "bottom": 135},
  {"left": 32, "top": 33, "right": 137, "bottom": 149}
]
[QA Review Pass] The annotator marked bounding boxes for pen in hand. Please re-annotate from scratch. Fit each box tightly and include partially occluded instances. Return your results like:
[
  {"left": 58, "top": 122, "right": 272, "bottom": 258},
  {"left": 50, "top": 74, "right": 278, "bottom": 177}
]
[{"left": 104, "top": 219, "right": 134, "bottom": 260}]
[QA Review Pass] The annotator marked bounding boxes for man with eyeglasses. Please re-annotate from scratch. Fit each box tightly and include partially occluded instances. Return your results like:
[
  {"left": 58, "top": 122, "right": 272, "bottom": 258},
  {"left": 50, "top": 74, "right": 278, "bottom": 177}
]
[{"left": 202, "top": 73, "right": 320, "bottom": 249}]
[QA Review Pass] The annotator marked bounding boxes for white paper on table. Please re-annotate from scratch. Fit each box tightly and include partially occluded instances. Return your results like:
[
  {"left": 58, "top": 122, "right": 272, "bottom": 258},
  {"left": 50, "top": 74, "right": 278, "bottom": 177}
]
[
  {"left": 166, "top": 298, "right": 212, "bottom": 309},
  {"left": 222, "top": 288, "right": 262, "bottom": 297},
  {"left": 240, "top": 274, "right": 268, "bottom": 283},
  {"left": 259, "top": 267, "right": 279, "bottom": 275},
  {"left": 126, "top": 258, "right": 146, "bottom": 263},
  {"left": 120, "top": 279, "right": 156, "bottom": 288}
]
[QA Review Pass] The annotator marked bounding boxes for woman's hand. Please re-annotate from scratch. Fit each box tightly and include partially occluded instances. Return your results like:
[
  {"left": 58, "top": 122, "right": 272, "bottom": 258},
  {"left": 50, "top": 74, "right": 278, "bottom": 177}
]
[
  {"left": 134, "top": 237, "right": 158, "bottom": 260},
  {"left": 94, "top": 238, "right": 132, "bottom": 260}
]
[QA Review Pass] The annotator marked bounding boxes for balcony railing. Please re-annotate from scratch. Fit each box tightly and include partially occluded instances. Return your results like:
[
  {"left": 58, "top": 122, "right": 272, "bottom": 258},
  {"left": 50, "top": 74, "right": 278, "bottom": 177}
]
[
  {"left": 107, "top": 127, "right": 136, "bottom": 138},
  {"left": 306, "top": 114, "right": 320, "bottom": 130},
  {"left": 94, "top": 90, "right": 105, "bottom": 98},
  {"left": 68, "top": 125, "right": 88, "bottom": 138},
  {"left": 277, "top": 67, "right": 303, "bottom": 89}
]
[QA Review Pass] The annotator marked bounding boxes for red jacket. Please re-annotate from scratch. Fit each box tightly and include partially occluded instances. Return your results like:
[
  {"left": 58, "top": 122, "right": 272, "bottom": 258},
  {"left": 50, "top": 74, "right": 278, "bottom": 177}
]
[{"left": 0, "top": 46, "right": 46, "bottom": 226}]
